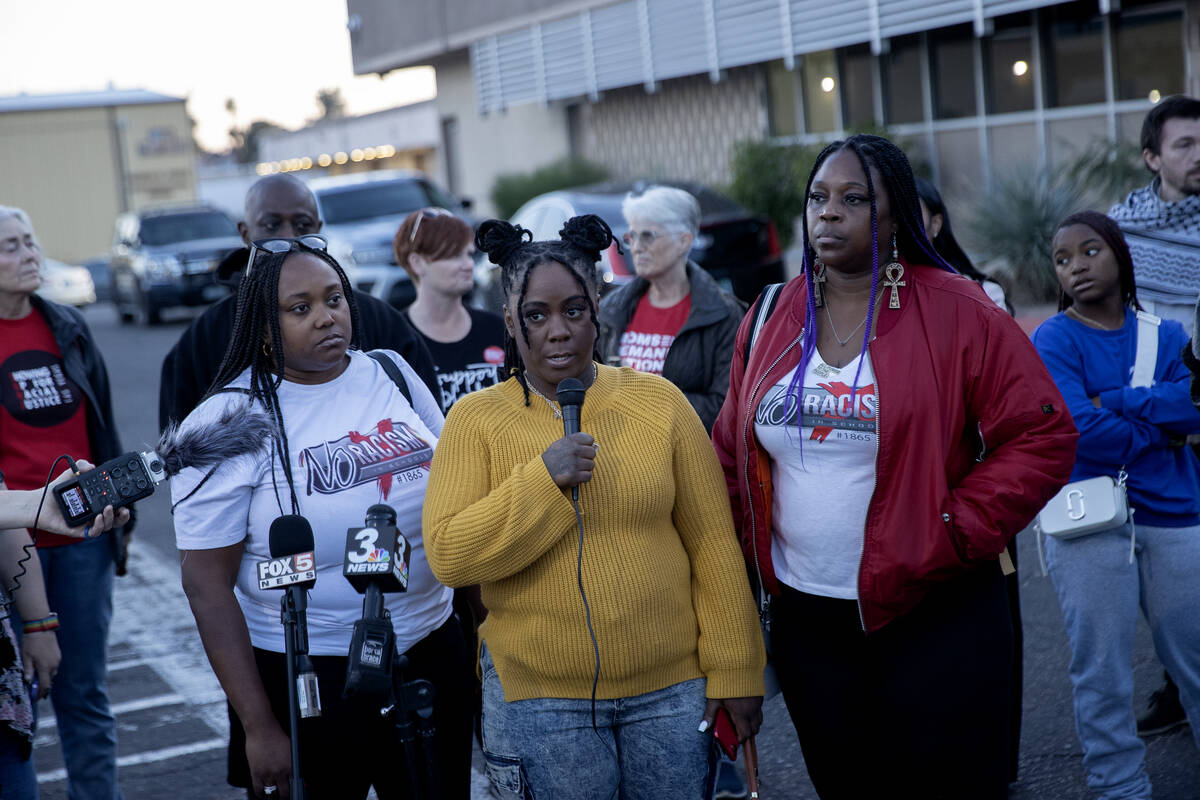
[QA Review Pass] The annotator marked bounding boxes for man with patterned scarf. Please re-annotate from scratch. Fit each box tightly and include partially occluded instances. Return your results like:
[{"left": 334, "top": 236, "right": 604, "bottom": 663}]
[
  {"left": 1109, "top": 94, "right": 1200, "bottom": 738},
  {"left": 1110, "top": 95, "right": 1200, "bottom": 325}
]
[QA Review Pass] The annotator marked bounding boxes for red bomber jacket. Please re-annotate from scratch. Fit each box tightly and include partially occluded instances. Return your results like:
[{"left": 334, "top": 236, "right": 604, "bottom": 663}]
[{"left": 712, "top": 264, "right": 1077, "bottom": 633}]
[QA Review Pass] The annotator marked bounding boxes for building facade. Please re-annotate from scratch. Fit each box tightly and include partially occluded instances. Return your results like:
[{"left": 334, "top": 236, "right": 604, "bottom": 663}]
[
  {"left": 0, "top": 89, "right": 195, "bottom": 262},
  {"left": 347, "top": 0, "right": 1197, "bottom": 213},
  {"left": 255, "top": 100, "right": 441, "bottom": 178}
]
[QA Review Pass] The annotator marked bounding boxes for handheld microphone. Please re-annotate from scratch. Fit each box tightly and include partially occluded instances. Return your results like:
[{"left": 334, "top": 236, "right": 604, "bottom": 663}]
[
  {"left": 556, "top": 378, "right": 587, "bottom": 502},
  {"left": 262, "top": 515, "right": 321, "bottom": 719},
  {"left": 343, "top": 504, "right": 411, "bottom": 701}
]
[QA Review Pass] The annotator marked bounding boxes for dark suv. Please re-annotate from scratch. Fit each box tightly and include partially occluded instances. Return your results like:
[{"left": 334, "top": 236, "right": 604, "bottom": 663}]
[{"left": 110, "top": 205, "right": 242, "bottom": 325}]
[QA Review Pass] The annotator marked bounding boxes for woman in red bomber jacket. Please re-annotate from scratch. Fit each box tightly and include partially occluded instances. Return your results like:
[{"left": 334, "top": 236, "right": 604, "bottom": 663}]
[{"left": 712, "top": 135, "right": 1077, "bottom": 800}]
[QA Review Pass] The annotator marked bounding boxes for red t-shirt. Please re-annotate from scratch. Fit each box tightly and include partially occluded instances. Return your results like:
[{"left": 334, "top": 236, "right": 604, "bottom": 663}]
[
  {"left": 0, "top": 310, "right": 93, "bottom": 547},
  {"left": 618, "top": 292, "right": 691, "bottom": 376}
]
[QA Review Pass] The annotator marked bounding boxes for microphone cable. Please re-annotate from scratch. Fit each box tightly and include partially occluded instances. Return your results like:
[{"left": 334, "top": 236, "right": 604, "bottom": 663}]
[
  {"left": 571, "top": 490, "right": 603, "bottom": 736},
  {"left": 5, "top": 454, "right": 78, "bottom": 596}
]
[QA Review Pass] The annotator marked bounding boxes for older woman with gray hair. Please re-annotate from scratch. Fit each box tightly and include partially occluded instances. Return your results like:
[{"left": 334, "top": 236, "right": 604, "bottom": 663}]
[
  {"left": 0, "top": 205, "right": 129, "bottom": 799},
  {"left": 598, "top": 186, "right": 745, "bottom": 432}
]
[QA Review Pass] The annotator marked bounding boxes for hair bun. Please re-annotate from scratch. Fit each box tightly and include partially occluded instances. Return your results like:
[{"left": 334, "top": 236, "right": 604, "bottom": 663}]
[
  {"left": 560, "top": 214, "right": 618, "bottom": 262},
  {"left": 475, "top": 219, "right": 532, "bottom": 266}
]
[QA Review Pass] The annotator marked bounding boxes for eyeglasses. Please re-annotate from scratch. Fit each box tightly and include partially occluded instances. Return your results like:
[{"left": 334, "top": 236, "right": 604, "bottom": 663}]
[
  {"left": 246, "top": 235, "right": 328, "bottom": 276},
  {"left": 409, "top": 207, "right": 456, "bottom": 243},
  {"left": 621, "top": 229, "right": 673, "bottom": 248}
]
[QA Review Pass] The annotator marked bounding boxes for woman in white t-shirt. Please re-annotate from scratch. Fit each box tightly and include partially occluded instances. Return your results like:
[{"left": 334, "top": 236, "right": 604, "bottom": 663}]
[{"left": 171, "top": 237, "right": 472, "bottom": 800}]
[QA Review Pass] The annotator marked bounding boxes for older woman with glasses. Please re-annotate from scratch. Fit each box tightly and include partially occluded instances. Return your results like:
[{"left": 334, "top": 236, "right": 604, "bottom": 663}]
[
  {"left": 0, "top": 205, "right": 133, "bottom": 800},
  {"left": 171, "top": 238, "right": 473, "bottom": 799},
  {"left": 597, "top": 186, "right": 745, "bottom": 432}
]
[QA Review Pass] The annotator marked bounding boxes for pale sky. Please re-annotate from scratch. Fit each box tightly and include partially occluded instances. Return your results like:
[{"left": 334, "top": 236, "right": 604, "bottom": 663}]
[{"left": 1, "top": 0, "right": 436, "bottom": 152}]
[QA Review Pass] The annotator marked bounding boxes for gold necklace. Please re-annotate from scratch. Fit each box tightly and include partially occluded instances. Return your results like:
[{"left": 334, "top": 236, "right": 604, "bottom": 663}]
[
  {"left": 1067, "top": 306, "right": 1120, "bottom": 331},
  {"left": 525, "top": 363, "right": 597, "bottom": 419}
]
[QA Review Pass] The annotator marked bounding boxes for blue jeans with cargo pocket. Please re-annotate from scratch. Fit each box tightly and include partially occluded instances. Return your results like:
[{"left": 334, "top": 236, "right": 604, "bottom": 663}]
[{"left": 479, "top": 642, "right": 711, "bottom": 800}]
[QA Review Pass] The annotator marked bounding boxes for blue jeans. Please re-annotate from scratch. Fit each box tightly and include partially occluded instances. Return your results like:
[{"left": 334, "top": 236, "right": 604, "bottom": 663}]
[
  {"left": 0, "top": 727, "right": 37, "bottom": 800},
  {"left": 1046, "top": 522, "right": 1200, "bottom": 800},
  {"left": 479, "top": 643, "right": 711, "bottom": 800},
  {"left": 37, "top": 533, "right": 122, "bottom": 800}
]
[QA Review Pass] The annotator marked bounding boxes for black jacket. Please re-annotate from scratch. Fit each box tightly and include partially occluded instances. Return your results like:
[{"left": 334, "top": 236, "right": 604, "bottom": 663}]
[
  {"left": 29, "top": 295, "right": 134, "bottom": 542},
  {"left": 158, "top": 250, "right": 439, "bottom": 430},
  {"left": 597, "top": 263, "right": 746, "bottom": 432}
]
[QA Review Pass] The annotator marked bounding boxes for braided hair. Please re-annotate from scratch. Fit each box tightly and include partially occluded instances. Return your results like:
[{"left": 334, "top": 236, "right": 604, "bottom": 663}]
[
  {"left": 791, "top": 134, "right": 955, "bottom": 434},
  {"left": 204, "top": 242, "right": 361, "bottom": 512},
  {"left": 475, "top": 214, "right": 618, "bottom": 407},
  {"left": 1053, "top": 210, "right": 1142, "bottom": 312}
]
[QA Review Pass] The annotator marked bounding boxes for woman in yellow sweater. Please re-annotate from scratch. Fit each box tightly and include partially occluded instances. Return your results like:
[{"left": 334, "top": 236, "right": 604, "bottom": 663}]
[{"left": 423, "top": 215, "right": 764, "bottom": 799}]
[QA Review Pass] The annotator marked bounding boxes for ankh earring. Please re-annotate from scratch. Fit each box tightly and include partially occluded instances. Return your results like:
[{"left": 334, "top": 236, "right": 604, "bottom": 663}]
[
  {"left": 812, "top": 260, "right": 827, "bottom": 308},
  {"left": 882, "top": 234, "right": 905, "bottom": 310}
]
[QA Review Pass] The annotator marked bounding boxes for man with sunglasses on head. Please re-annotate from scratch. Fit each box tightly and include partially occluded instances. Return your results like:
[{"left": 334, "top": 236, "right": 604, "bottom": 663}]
[{"left": 158, "top": 173, "right": 439, "bottom": 432}]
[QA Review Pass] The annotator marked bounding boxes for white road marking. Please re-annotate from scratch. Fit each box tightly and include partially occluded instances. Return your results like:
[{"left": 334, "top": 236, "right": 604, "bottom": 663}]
[
  {"left": 35, "top": 692, "right": 227, "bottom": 732},
  {"left": 38, "top": 738, "right": 228, "bottom": 784}
]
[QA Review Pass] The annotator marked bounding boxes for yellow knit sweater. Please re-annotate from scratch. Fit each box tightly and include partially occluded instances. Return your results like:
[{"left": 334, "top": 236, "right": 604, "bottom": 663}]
[{"left": 423, "top": 365, "right": 765, "bottom": 702}]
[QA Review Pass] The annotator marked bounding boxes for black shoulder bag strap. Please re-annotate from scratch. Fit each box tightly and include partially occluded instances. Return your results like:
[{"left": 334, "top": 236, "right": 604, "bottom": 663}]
[
  {"left": 368, "top": 350, "right": 413, "bottom": 406},
  {"left": 744, "top": 282, "right": 785, "bottom": 369}
]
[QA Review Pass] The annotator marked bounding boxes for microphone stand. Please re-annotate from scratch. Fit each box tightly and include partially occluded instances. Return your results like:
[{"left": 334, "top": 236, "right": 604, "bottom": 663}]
[
  {"left": 280, "top": 588, "right": 308, "bottom": 800},
  {"left": 358, "top": 582, "right": 440, "bottom": 800}
]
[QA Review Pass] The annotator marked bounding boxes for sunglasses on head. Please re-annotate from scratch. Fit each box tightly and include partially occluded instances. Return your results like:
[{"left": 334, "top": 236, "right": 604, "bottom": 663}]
[
  {"left": 409, "top": 207, "right": 456, "bottom": 243},
  {"left": 246, "top": 235, "right": 329, "bottom": 276}
]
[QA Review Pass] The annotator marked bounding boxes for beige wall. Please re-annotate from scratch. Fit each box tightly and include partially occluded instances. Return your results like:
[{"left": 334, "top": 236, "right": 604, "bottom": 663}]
[
  {"left": 577, "top": 65, "right": 767, "bottom": 186},
  {"left": 0, "top": 101, "right": 194, "bottom": 262},
  {"left": 118, "top": 102, "right": 196, "bottom": 212},
  {"left": 432, "top": 52, "right": 573, "bottom": 217}
]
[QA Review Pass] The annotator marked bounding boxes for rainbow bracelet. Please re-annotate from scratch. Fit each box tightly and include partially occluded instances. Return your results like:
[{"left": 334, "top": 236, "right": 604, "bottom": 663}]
[{"left": 22, "top": 614, "right": 59, "bottom": 633}]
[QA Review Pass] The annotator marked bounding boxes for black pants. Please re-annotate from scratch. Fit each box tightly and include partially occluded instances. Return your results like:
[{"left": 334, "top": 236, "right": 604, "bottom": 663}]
[
  {"left": 229, "top": 615, "right": 474, "bottom": 799},
  {"left": 773, "top": 564, "right": 1013, "bottom": 800}
]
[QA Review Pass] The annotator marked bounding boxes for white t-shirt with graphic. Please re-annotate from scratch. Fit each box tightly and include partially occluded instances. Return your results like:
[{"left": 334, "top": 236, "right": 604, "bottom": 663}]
[
  {"left": 172, "top": 349, "right": 453, "bottom": 656},
  {"left": 754, "top": 351, "right": 878, "bottom": 600}
]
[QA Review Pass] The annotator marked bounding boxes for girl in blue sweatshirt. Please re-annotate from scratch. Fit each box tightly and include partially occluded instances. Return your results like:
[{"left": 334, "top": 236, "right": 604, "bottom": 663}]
[{"left": 1032, "top": 210, "right": 1200, "bottom": 800}]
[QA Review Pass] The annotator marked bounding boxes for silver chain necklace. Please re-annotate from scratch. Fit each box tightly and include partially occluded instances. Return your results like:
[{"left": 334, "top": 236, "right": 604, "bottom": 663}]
[
  {"left": 824, "top": 301, "right": 868, "bottom": 346},
  {"left": 525, "top": 363, "right": 597, "bottom": 419}
]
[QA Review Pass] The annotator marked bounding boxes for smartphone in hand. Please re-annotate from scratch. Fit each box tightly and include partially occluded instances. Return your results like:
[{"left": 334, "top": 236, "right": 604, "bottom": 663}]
[{"left": 713, "top": 706, "right": 738, "bottom": 760}]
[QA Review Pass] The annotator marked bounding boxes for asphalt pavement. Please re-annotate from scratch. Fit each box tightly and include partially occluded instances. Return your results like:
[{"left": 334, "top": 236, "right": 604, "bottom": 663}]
[{"left": 27, "top": 302, "right": 1200, "bottom": 798}]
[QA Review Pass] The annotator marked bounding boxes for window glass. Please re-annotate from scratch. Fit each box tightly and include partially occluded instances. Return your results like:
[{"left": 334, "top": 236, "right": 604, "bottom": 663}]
[
  {"left": 1115, "top": 9, "right": 1184, "bottom": 101},
  {"left": 766, "top": 60, "right": 800, "bottom": 137},
  {"left": 1043, "top": 5, "right": 1105, "bottom": 107},
  {"left": 986, "top": 17, "right": 1034, "bottom": 114},
  {"left": 884, "top": 35, "right": 924, "bottom": 125},
  {"left": 841, "top": 44, "right": 876, "bottom": 128},
  {"left": 316, "top": 181, "right": 429, "bottom": 224},
  {"left": 802, "top": 50, "right": 839, "bottom": 133},
  {"left": 139, "top": 212, "right": 237, "bottom": 246},
  {"left": 931, "top": 25, "right": 977, "bottom": 119}
]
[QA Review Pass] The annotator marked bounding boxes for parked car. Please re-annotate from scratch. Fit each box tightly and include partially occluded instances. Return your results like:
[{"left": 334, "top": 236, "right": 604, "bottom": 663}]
[
  {"left": 310, "top": 169, "right": 472, "bottom": 310},
  {"left": 109, "top": 204, "right": 242, "bottom": 325},
  {"left": 37, "top": 258, "right": 96, "bottom": 307},
  {"left": 77, "top": 256, "right": 112, "bottom": 302},
  {"left": 473, "top": 181, "right": 784, "bottom": 311}
]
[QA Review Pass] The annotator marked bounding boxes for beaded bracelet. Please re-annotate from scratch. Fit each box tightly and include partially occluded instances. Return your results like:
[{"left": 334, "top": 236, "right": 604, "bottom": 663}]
[{"left": 22, "top": 614, "right": 59, "bottom": 633}]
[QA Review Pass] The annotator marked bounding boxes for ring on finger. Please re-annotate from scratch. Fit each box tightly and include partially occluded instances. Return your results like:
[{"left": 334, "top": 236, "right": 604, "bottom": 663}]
[{"left": 264, "top": 786, "right": 278, "bottom": 796}]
